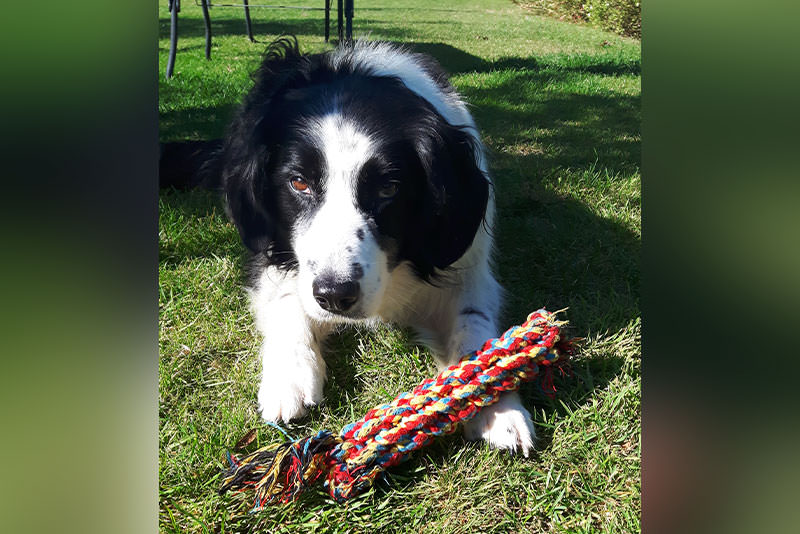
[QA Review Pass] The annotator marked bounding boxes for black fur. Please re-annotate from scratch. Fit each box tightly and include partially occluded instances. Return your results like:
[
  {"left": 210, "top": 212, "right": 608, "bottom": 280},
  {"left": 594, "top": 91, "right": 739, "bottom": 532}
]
[{"left": 159, "top": 139, "right": 223, "bottom": 190}]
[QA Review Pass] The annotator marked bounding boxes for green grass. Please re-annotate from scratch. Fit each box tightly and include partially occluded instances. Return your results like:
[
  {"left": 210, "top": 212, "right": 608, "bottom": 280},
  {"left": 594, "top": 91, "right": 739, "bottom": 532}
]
[{"left": 159, "top": 0, "right": 640, "bottom": 532}]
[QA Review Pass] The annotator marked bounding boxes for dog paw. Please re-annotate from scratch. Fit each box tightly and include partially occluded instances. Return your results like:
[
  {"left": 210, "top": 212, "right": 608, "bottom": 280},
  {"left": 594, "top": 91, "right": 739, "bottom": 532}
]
[
  {"left": 464, "top": 392, "right": 536, "bottom": 456},
  {"left": 258, "top": 378, "right": 307, "bottom": 422},
  {"left": 257, "top": 345, "right": 325, "bottom": 423}
]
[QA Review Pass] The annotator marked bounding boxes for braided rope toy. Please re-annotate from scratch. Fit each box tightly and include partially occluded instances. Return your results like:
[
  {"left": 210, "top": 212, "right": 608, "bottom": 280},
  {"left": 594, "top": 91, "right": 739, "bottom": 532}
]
[{"left": 220, "top": 309, "right": 572, "bottom": 508}]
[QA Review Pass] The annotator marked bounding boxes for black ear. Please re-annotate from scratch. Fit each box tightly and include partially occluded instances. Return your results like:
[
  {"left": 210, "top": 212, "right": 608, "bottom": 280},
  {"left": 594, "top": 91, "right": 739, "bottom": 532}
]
[
  {"left": 223, "top": 143, "right": 273, "bottom": 252},
  {"left": 221, "top": 37, "right": 306, "bottom": 253},
  {"left": 419, "top": 124, "right": 490, "bottom": 269}
]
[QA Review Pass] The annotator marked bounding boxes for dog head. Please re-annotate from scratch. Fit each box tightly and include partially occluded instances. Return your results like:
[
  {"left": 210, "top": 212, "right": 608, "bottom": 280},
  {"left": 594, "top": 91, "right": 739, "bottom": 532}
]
[{"left": 222, "top": 38, "right": 490, "bottom": 321}]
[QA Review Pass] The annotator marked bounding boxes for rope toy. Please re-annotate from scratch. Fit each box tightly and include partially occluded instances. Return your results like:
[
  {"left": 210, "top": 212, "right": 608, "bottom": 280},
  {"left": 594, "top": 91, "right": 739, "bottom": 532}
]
[{"left": 220, "top": 309, "right": 572, "bottom": 508}]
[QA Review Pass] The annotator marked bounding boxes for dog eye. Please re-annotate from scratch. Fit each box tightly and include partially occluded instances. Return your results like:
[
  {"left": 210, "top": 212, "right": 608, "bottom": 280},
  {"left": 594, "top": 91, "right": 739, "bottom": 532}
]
[
  {"left": 290, "top": 177, "right": 311, "bottom": 195},
  {"left": 378, "top": 181, "right": 399, "bottom": 199}
]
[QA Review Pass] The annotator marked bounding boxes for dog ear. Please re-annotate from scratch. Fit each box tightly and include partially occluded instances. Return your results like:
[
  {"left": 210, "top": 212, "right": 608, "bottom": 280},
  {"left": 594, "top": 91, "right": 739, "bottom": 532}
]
[
  {"left": 221, "top": 37, "right": 306, "bottom": 253},
  {"left": 222, "top": 142, "right": 273, "bottom": 253},
  {"left": 418, "top": 124, "right": 490, "bottom": 269}
]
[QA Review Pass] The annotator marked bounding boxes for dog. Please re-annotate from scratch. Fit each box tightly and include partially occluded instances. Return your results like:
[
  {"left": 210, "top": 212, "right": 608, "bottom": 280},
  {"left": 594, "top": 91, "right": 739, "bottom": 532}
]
[{"left": 219, "top": 37, "right": 536, "bottom": 454}]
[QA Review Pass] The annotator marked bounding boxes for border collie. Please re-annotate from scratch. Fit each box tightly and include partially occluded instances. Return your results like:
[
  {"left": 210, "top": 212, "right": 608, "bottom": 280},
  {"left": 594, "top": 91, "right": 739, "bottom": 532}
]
[{"left": 220, "top": 37, "right": 535, "bottom": 454}]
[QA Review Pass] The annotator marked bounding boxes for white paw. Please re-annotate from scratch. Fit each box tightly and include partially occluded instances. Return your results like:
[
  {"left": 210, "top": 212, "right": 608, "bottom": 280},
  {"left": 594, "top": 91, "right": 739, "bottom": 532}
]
[
  {"left": 257, "top": 344, "right": 325, "bottom": 423},
  {"left": 464, "top": 392, "right": 536, "bottom": 456}
]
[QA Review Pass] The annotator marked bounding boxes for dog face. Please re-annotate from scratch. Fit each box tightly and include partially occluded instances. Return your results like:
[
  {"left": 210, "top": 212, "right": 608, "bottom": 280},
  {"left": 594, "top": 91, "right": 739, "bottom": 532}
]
[
  {"left": 222, "top": 39, "right": 490, "bottom": 321},
  {"left": 283, "top": 113, "right": 396, "bottom": 321}
]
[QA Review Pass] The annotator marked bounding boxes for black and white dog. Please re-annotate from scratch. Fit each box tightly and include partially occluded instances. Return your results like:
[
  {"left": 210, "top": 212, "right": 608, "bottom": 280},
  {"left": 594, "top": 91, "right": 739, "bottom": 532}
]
[{"left": 220, "top": 38, "right": 535, "bottom": 454}]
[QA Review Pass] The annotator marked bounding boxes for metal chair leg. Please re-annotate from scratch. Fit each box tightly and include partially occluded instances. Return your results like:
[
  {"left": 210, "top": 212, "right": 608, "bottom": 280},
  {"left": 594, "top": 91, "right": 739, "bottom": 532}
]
[
  {"left": 200, "top": 0, "right": 212, "bottom": 59},
  {"left": 243, "top": 0, "right": 255, "bottom": 42},
  {"left": 345, "top": 0, "right": 353, "bottom": 42},
  {"left": 166, "top": 0, "right": 179, "bottom": 79},
  {"left": 337, "top": 0, "right": 343, "bottom": 42},
  {"left": 324, "top": 0, "right": 330, "bottom": 43}
]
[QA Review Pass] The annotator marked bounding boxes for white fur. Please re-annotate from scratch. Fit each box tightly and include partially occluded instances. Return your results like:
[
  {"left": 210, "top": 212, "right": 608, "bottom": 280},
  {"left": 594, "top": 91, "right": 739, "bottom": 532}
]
[
  {"left": 248, "top": 267, "right": 328, "bottom": 421},
  {"left": 249, "top": 43, "right": 534, "bottom": 453},
  {"left": 463, "top": 392, "right": 536, "bottom": 456}
]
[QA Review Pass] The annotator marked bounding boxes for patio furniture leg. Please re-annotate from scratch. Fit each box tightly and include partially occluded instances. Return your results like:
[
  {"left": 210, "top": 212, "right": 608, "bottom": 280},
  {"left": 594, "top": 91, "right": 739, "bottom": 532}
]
[
  {"left": 200, "top": 0, "right": 212, "bottom": 59},
  {"left": 243, "top": 0, "right": 255, "bottom": 42},
  {"left": 325, "top": 0, "right": 330, "bottom": 42},
  {"left": 345, "top": 0, "right": 353, "bottom": 42},
  {"left": 166, "top": 0, "right": 179, "bottom": 79},
  {"left": 337, "top": 0, "right": 343, "bottom": 42}
]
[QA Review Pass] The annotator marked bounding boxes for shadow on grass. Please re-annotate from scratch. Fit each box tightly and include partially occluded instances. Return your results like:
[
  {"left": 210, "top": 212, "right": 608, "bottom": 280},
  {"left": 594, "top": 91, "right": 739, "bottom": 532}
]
[
  {"left": 470, "top": 88, "right": 640, "bottom": 176},
  {"left": 489, "top": 170, "right": 640, "bottom": 330},
  {"left": 401, "top": 41, "right": 640, "bottom": 77},
  {"left": 158, "top": 15, "right": 443, "bottom": 42},
  {"left": 160, "top": 15, "right": 328, "bottom": 41},
  {"left": 160, "top": 105, "right": 239, "bottom": 143},
  {"left": 318, "top": 328, "right": 365, "bottom": 405},
  {"left": 158, "top": 188, "right": 242, "bottom": 266}
]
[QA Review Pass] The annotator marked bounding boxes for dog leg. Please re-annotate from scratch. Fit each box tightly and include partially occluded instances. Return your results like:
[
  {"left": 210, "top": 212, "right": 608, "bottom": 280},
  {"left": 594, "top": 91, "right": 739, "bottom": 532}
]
[
  {"left": 250, "top": 271, "right": 329, "bottom": 423},
  {"left": 437, "top": 273, "right": 536, "bottom": 456}
]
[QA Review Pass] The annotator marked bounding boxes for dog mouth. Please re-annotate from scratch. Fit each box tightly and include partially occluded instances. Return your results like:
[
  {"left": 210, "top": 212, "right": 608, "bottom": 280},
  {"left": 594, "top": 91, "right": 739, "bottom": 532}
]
[{"left": 310, "top": 305, "right": 369, "bottom": 322}]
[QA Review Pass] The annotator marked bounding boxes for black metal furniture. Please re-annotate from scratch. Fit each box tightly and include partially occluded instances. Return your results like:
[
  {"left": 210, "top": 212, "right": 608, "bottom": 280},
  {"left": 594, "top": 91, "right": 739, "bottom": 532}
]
[{"left": 166, "top": 0, "right": 354, "bottom": 79}]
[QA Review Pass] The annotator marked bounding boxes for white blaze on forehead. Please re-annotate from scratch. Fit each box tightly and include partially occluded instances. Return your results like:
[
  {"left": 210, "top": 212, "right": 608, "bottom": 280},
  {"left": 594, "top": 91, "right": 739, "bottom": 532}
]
[
  {"left": 294, "top": 113, "right": 373, "bottom": 276},
  {"left": 312, "top": 113, "right": 373, "bottom": 197}
]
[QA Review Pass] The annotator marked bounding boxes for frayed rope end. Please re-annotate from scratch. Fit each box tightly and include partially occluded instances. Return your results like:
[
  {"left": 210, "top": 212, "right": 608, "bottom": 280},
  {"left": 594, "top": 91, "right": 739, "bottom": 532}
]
[{"left": 220, "top": 430, "right": 340, "bottom": 507}]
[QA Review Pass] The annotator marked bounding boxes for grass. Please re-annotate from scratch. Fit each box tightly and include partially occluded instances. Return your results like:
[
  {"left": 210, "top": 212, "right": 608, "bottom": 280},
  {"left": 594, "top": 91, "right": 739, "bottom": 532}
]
[{"left": 159, "top": 0, "right": 640, "bottom": 532}]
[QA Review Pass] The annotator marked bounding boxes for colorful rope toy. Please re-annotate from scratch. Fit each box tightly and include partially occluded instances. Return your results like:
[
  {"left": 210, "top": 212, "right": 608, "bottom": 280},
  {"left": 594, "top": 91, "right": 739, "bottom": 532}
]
[{"left": 220, "top": 309, "right": 573, "bottom": 508}]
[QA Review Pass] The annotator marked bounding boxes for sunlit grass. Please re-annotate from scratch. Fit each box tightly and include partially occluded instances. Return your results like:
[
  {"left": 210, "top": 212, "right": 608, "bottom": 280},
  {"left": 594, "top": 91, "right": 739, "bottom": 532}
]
[{"left": 159, "top": 0, "right": 640, "bottom": 531}]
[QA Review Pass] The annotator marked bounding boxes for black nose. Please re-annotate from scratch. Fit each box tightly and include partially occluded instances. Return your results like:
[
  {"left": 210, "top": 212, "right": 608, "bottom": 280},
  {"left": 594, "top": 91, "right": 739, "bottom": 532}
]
[{"left": 312, "top": 276, "right": 360, "bottom": 313}]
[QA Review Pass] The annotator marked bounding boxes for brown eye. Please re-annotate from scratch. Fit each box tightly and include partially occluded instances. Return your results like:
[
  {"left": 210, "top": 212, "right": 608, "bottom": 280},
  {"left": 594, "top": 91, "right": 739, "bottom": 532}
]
[
  {"left": 290, "top": 177, "right": 310, "bottom": 194},
  {"left": 378, "top": 181, "right": 399, "bottom": 199}
]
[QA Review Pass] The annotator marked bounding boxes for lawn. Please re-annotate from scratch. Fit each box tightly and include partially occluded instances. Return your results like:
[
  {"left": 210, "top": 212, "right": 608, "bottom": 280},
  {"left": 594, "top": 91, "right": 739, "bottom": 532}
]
[{"left": 159, "top": 0, "right": 640, "bottom": 532}]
